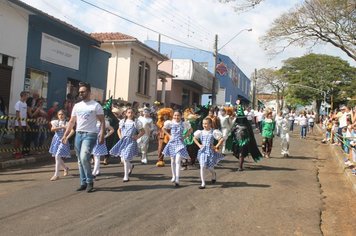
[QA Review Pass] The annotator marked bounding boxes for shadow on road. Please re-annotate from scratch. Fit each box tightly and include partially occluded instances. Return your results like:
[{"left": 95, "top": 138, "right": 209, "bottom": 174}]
[
  {"left": 97, "top": 184, "right": 182, "bottom": 192},
  {"left": 247, "top": 165, "right": 297, "bottom": 171},
  {"left": 0, "top": 179, "right": 35, "bottom": 183},
  {"left": 220, "top": 181, "right": 271, "bottom": 188}
]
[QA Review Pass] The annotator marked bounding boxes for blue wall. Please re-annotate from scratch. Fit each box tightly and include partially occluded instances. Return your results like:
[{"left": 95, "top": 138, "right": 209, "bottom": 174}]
[
  {"left": 145, "top": 40, "right": 250, "bottom": 104},
  {"left": 26, "top": 15, "right": 110, "bottom": 108}
]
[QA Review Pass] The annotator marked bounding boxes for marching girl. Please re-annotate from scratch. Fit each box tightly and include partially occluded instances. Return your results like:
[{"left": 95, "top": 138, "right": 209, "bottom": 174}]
[
  {"left": 137, "top": 108, "right": 153, "bottom": 164},
  {"left": 49, "top": 110, "right": 74, "bottom": 181},
  {"left": 110, "top": 108, "right": 144, "bottom": 182},
  {"left": 193, "top": 117, "right": 224, "bottom": 189},
  {"left": 162, "top": 110, "right": 192, "bottom": 187},
  {"left": 92, "top": 118, "right": 114, "bottom": 178}
]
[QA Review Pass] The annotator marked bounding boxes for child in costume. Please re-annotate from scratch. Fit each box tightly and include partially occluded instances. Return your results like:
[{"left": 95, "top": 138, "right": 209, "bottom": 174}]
[
  {"left": 182, "top": 108, "right": 200, "bottom": 170},
  {"left": 156, "top": 107, "right": 173, "bottom": 167},
  {"left": 162, "top": 110, "right": 192, "bottom": 187},
  {"left": 49, "top": 110, "right": 74, "bottom": 181},
  {"left": 280, "top": 112, "right": 290, "bottom": 157},
  {"left": 193, "top": 117, "right": 224, "bottom": 189},
  {"left": 261, "top": 110, "right": 276, "bottom": 158},
  {"left": 137, "top": 108, "right": 153, "bottom": 164},
  {"left": 110, "top": 108, "right": 144, "bottom": 182},
  {"left": 218, "top": 107, "right": 233, "bottom": 154},
  {"left": 92, "top": 118, "right": 114, "bottom": 178},
  {"left": 230, "top": 100, "right": 262, "bottom": 171}
]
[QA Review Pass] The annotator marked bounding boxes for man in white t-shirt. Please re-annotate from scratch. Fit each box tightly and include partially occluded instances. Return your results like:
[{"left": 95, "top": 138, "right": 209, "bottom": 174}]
[
  {"left": 14, "top": 91, "right": 29, "bottom": 159},
  {"left": 62, "top": 82, "right": 105, "bottom": 193}
]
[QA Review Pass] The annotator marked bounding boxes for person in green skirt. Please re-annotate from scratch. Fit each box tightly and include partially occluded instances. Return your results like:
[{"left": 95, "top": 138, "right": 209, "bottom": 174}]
[{"left": 261, "top": 110, "right": 276, "bottom": 158}]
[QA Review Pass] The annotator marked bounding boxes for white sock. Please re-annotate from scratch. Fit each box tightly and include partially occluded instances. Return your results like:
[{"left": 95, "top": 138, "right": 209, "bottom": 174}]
[
  {"left": 200, "top": 165, "right": 206, "bottom": 187},
  {"left": 54, "top": 155, "right": 63, "bottom": 176},
  {"left": 123, "top": 159, "right": 131, "bottom": 180},
  {"left": 92, "top": 155, "right": 101, "bottom": 175},
  {"left": 171, "top": 157, "right": 176, "bottom": 182},
  {"left": 175, "top": 155, "right": 182, "bottom": 184}
]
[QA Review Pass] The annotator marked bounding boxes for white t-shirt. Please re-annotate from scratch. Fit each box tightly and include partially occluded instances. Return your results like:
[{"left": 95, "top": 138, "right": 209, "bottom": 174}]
[
  {"left": 71, "top": 100, "right": 104, "bottom": 133},
  {"left": 14, "top": 100, "right": 27, "bottom": 126}
]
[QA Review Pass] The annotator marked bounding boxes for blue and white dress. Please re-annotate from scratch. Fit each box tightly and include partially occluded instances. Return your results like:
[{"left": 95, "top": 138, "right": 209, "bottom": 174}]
[
  {"left": 109, "top": 119, "right": 143, "bottom": 160},
  {"left": 92, "top": 120, "right": 110, "bottom": 156},
  {"left": 49, "top": 120, "right": 71, "bottom": 158},
  {"left": 194, "top": 129, "right": 224, "bottom": 168},
  {"left": 162, "top": 120, "right": 191, "bottom": 159}
]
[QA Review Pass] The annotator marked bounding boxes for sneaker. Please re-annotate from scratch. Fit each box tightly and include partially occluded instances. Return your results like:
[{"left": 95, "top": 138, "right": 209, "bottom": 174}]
[
  {"left": 50, "top": 176, "right": 59, "bottom": 181},
  {"left": 180, "top": 166, "right": 188, "bottom": 171},
  {"left": 76, "top": 185, "right": 87, "bottom": 191},
  {"left": 156, "top": 161, "right": 165, "bottom": 167},
  {"left": 199, "top": 185, "right": 206, "bottom": 189},
  {"left": 86, "top": 183, "right": 95, "bottom": 193},
  {"left": 141, "top": 158, "right": 147, "bottom": 164},
  {"left": 63, "top": 167, "right": 69, "bottom": 176}
]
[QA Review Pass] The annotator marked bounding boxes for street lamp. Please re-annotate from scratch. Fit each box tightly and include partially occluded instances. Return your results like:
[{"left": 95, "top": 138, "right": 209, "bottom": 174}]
[{"left": 211, "top": 28, "right": 252, "bottom": 105}]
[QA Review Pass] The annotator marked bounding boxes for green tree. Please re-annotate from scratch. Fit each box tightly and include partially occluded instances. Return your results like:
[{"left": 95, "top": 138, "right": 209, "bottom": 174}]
[
  {"left": 261, "top": 0, "right": 356, "bottom": 61},
  {"left": 255, "top": 68, "right": 288, "bottom": 112},
  {"left": 218, "top": 0, "right": 264, "bottom": 11},
  {"left": 280, "top": 53, "right": 355, "bottom": 114}
]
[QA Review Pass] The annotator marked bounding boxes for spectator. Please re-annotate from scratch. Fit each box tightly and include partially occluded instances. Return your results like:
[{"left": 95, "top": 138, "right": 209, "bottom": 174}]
[
  {"left": 0, "top": 96, "right": 7, "bottom": 144},
  {"left": 308, "top": 111, "right": 315, "bottom": 134},
  {"left": 288, "top": 109, "right": 296, "bottom": 132},
  {"left": 47, "top": 101, "right": 59, "bottom": 121},
  {"left": 14, "top": 91, "right": 29, "bottom": 158},
  {"left": 298, "top": 111, "right": 308, "bottom": 139}
]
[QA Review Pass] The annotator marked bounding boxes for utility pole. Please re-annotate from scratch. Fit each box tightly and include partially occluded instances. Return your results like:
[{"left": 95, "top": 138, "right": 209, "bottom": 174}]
[
  {"left": 252, "top": 68, "right": 257, "bottom": 109},
  {"left": 211, "top": 34, "right": 218, "bottom": 105},
  {"left": 211, "top": 28, "right": 252, "bottom": 106}
]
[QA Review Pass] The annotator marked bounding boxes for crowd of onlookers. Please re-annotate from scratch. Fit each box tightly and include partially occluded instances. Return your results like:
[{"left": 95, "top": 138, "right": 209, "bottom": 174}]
[{"left": 321, "top": 105, "right": 356, "bottom": 175}]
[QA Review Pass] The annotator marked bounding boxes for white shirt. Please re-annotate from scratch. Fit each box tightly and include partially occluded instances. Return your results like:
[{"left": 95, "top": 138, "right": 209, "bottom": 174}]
[
  {"left": 193, "top": 129, "right": 223, "bottom": 140},
  {"left": 138, "top": 116, "right": 153, "bottom": 136},
  {"left": 299, "top": 116, "right": 308, "bottom": 126},
  {"left": 256, "top": 111, "right": 264, "bottom": 122},
  {"left": 14, "top": 100, "right": 27, "bottom": 126},
  {"left": 71, "top": 100, "right": 104, "bottom": 133}
]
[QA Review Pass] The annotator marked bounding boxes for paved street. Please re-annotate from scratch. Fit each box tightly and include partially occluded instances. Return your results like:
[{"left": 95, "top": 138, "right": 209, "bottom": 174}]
[{"left": 0, "top": 130, "right": 354, "bottom": 236}]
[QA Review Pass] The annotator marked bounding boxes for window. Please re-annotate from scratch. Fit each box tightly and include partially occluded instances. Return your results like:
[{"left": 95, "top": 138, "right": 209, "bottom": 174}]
[
  {"left": 24, "top": 68, "right": 49, "bottom": 107},
  {"left": 137, "top": 61, "right": 150, "bottom": 95}
]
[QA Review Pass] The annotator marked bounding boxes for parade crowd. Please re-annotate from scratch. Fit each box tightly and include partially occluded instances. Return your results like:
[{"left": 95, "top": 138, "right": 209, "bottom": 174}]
[{"left": 2, "top": 83, "right": 355, "bottom": 193}]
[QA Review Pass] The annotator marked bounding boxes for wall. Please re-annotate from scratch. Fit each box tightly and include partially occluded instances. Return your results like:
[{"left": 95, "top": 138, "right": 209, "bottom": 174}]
[
  {"left": 26, "top": 15, "right": 109, "bottom": 108},
  {"left": 0, "top": 1, "right": 29, "bottom": 115}
]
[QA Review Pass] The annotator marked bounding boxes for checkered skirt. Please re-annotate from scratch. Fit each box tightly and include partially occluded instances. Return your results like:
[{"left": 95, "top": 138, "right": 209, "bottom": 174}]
[
  {"left": 109, "top": 122, "right": 138, "bottom": 160},
  {"left": 197, "top": 131, "right": 224, "bottom": 168},
  {"left": 162, "top": 122, "right": 189, "bottom": 159},
  {"left": 49, "top": 130, "right": 71, "bottom": 158}
]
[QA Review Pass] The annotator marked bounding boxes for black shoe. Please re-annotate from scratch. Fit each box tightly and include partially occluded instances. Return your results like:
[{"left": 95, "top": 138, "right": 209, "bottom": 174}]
[
  {"left": 76, "top": 185, "right": 87, "bottom": 191},
  {"left": 86, "top": 183, "right": 95, "bottom": 193},
  {"left": 123, "top": 179, "right": 129, "bottom": 182},
  {"left": 211, "top": 179, "right": 216, "bottom": 184},
  {"left": 199, "top": 185, "right": 205, "bottom": 189},
  {"left": 174, "top": 183, "right": 180, "bottom": 188},
  {"left": 129, "top": 164, "right": 134, "bottom": 176}
]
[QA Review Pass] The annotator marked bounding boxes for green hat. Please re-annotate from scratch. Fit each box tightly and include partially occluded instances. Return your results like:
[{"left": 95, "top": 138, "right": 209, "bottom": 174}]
[{"left": 103, "top": 97, "right": 113, "bottom": 111}]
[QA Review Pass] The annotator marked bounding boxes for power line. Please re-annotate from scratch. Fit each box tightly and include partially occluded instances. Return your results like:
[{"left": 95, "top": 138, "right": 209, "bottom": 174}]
[{"left": 78, "top": 0, "right": 211, "bottom": 51}]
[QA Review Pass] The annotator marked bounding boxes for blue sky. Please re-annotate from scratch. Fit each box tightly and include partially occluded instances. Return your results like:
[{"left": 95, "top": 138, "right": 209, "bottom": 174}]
[{"left": 21, "top": 0, "right": 355, "bottom": 77}]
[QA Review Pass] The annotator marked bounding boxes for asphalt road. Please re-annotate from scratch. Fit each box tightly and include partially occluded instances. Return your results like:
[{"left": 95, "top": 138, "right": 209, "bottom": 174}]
[{"left": 0, "top": 129, "right": 351, "bottom": 236}]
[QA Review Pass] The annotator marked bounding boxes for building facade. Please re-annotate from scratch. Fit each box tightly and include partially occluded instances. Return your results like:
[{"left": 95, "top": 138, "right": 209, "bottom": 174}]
[
  {"left": 145, "top": 40, "right": 251, "bottom": 105},
  {"left": 1, "top": 0, "right": 110, "bottom": 115},
  {"left": 91, "top": 33, "right": 167, "bottom": 106}
]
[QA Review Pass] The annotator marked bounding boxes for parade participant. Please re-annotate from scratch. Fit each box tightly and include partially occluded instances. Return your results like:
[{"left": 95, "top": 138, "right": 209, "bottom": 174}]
[
  {"left": 92, "top": 118, "right": 114, "bottom": 178},
  {"left": 137, "top": 108, "right": 153, "bottom": 164},
  {"left": 155, "top": 107, "right": 173, "bottom": 167},
  {"left": 275, "top": 111, "right": 283, "bottom": 137},
  {"left": 261, "top": 110, "right": 276, "bottom": 158},
  {"left": 110, "top": 108, "right": 144, "bottom": 182},
  {"left": 62, "top": 82, "right": 105, "bottom": 193},
  {"left": 230, "top": 100, "right": 263, "bottom": 171},
  {"left": 207, "top": 108, "right": 220, "bottom": 130},
  {"left": 298, "top": 111, "right": 308, "bottom": 139},
  {"left": 280, "top": 112, "right": 290, "bottom": 157},
  {"left": 49, "top": 110, "right": 74, "bottom": 181},
  {"left": 162, "top": 110, "right": 192, "bottom": 187},
  {"left": 218, "top": 107, "right": 233, "bottom": 154},
  {"left": 193, "top": 117, "right": 224, "bottom": 189},
  {"left": 182, "top": 108, "right": 200, "bottom": 170},
  {"left": 288, "top": 109, "right": 296, "bottom": 132}
]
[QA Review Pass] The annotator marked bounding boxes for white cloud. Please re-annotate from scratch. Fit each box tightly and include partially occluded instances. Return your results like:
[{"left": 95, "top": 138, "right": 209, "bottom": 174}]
[{"left": 21, "top": 0, "right": 355, "bottom": 77}]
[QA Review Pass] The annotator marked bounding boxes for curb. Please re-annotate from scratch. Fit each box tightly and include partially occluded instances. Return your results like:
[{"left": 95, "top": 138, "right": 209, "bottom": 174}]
[
  {"left": 0, "top": 154, "right": 50, "bottom": 170},
  {"left": 316, "top": 124, "right": 356, "bottom": 194}
]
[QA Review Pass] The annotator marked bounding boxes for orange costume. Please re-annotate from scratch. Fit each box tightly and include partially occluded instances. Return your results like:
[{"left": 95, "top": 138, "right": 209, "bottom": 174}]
[{"left": 156, "top": 108, "right": 173, "bottom": 167}]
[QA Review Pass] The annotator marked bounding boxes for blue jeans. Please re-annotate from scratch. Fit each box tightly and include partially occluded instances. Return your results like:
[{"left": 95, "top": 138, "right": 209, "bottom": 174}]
[
  {"left": 300, "top": 125, "right": 307, "bottom": 138},
  {"left": 75, "top": 132, "right": 97, "bottom": 185}
]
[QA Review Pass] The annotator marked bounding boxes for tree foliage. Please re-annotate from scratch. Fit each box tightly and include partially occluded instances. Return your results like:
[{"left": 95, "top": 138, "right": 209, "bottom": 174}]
[
  {"left": 280, "top": 53, "right": 356, "bottom": 111},
  {"left": 255, "top": 68, "right": 288, "bottom": 112},
  {"left": 261, "top": 0, "right": 356, "bottom": 61},
  {"left": 218, "top": 0, "right": 264, "bottom": 12}
]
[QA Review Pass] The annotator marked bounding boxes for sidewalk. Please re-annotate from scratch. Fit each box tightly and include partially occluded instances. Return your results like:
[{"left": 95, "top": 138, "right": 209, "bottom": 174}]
[{"left": 316, "top": 124, "right": 356, "bottom": 193}]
